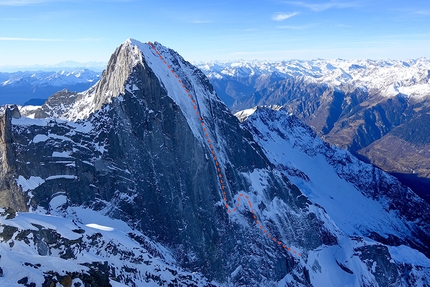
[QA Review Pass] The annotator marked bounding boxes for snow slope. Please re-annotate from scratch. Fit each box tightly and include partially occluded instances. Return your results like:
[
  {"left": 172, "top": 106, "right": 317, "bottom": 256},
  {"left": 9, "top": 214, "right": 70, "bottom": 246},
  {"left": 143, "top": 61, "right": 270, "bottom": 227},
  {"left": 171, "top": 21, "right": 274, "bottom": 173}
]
[
  {"left": 0, "top": 207, "right": 215, "bottom": 287},
  {"left": 240, "top": 106, "right": 430, "bottom": 286},
  {"left": 241, "top": 107, "right": 430, "bottom": 238}
]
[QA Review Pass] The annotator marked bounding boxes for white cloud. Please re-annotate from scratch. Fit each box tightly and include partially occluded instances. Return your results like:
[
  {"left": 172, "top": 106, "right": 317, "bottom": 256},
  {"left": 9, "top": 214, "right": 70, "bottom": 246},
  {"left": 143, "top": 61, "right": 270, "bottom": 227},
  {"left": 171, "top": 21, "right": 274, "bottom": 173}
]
[
  {"left": 0, "top": 37, "right": 63, "bottom": 41},
  {"left": 277, "top": 24, "right": 315, "bottom": 30},
  {"left": 288, "top": 1, "right": 359, "bottom": 12},
  {"left": 192, "top": 20, "right": 211, "bottom": 24},
  {"left": 0, "top": 0, "right": 52, "bottom": 5},
  {"left": 414, "top": 10, "right": 430, "bottom": 16},
  {"left": 272, "top": 12, "right": 299, "bottom": 21},
  {"left": 0, "top": 37, "right": 102, "bottom": 42}
]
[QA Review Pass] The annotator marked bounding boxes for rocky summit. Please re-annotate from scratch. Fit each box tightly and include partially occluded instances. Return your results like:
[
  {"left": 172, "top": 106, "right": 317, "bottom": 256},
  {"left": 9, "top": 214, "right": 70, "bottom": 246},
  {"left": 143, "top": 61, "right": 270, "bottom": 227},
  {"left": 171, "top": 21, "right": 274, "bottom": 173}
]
[{"left": 0, "top": 39, "right": 429, "bottom": 286}]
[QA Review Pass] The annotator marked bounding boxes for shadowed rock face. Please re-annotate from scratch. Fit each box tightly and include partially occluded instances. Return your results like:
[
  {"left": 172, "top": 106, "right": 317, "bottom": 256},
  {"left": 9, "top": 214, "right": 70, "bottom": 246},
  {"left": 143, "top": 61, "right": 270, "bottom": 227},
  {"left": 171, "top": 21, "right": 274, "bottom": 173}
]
[{"left": 0, "top": 106, "right": 27, "bottom": 211}]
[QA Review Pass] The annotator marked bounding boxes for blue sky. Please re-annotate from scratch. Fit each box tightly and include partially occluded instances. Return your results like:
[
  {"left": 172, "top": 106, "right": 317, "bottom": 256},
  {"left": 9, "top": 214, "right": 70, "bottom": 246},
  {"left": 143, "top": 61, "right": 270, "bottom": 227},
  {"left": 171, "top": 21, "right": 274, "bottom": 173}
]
[{"left": 0, "top": 0, "right": 429, "bottom": 68}]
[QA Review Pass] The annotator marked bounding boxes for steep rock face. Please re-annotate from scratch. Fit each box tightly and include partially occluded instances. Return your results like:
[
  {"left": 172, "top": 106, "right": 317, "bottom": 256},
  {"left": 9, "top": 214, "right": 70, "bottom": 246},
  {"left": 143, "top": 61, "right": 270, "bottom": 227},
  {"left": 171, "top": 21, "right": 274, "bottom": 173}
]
[{"left": 0, "top": 106, "right": 27, "bottom": 211}]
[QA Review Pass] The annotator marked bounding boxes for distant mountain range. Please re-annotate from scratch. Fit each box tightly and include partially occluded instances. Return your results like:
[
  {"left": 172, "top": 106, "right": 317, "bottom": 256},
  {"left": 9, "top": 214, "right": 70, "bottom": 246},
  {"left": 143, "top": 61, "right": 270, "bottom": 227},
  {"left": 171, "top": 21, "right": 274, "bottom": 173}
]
[
  {"left": 0, "top": 69, "right": 101, "bottom": 106},
  {"left": 0, "top": 61, "right": 106, "bottom": 73},
  {"left": 197, "top": 58, "right": 430, "bottom": 202},
  {"left": 197, "top": 58, "right": 430, "bottom": 107}
]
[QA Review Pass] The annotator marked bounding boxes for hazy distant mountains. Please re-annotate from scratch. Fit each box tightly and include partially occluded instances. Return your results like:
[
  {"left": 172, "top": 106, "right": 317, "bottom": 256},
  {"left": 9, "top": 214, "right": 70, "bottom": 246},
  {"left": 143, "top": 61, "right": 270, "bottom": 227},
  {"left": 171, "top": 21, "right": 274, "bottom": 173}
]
[
  {"left": 0, "top": 69, "right": 101, "bottom": 105},
  {"left": 0, "top": 61, "right": 106, "bottom": 73},
  {"left": 198, "top": 58, "right": 430, "bottom": 201}
]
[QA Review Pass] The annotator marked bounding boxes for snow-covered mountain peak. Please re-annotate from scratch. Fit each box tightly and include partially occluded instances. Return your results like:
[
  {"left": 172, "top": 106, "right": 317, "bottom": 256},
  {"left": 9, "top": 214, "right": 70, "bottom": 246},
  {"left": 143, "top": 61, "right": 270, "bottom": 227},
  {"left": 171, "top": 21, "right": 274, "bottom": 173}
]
[{"left": 49, "top": 39, "right": 221, "bottom": 130}]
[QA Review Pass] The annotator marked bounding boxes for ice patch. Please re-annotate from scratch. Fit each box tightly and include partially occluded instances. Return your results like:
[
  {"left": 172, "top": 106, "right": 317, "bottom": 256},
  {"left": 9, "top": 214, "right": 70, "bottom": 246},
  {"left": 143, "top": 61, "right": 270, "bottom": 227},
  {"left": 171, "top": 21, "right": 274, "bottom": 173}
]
[
  {"left": 49, "top": 194, "right": 68, "bottom": 211},
  {"left": 16, "top": 176, "right": 45, "bottom": 192},
  {"left": 388, "top": 245, "right": 430, "bottom": 267},
  {"left": 32, "top": 134, "right": 49, "bottom": 143},
  {"left": 46, "top": 175, "right": 77, "bottom": 180},
  {"left": 86, "top": 223, "right": 114, "bottom": 232},
  {"left": 52, "top": 151, "right": 72, "bottom": 158}
]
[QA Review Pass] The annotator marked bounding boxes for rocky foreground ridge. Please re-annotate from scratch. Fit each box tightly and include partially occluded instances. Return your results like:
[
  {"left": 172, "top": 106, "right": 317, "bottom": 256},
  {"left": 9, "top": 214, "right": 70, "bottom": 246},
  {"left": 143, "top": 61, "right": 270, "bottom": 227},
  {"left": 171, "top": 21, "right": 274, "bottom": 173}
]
[{"left": 0, "top": 39, "right": 429, "bottom": 286}]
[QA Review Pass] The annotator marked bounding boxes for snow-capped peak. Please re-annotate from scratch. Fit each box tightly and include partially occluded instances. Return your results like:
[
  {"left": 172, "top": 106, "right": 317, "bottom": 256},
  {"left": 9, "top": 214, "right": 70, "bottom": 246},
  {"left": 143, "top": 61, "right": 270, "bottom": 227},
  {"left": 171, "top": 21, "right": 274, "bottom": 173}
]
[{"left": 56, "top": 39, "right": 223, "bottom": 143}]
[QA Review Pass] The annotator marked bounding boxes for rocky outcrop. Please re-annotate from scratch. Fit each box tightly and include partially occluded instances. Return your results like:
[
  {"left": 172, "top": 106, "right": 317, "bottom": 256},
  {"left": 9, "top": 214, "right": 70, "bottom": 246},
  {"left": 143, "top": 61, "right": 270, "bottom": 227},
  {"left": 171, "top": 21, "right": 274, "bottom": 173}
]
[
  {"left": 0, "top": 106, "right": 27, "bottom": 211},
  {"left": 91, "top": 43, "right": 138, "bottom": 112},
  {"left": 0, "top": 209, "right": 215, "bottom": 287},
  {"left": 34, "top": 89, "right": 79, "bottom": 119}
]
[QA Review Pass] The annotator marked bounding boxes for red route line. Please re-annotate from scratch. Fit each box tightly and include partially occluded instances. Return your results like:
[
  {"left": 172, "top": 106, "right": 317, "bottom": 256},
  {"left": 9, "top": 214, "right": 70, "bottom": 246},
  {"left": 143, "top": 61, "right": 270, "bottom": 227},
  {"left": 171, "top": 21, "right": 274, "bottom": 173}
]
[{"left": 148, "top": 42, "right": 301, "bottom": 257}]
